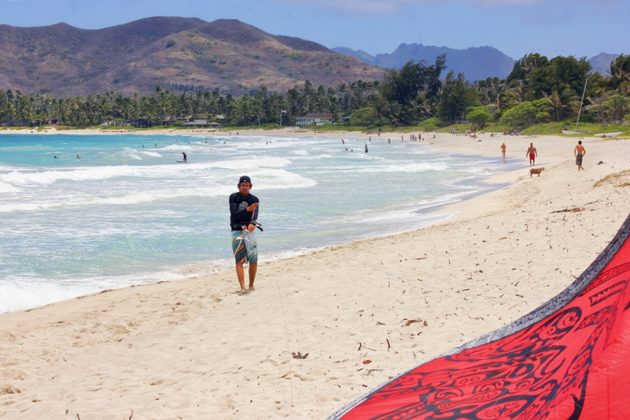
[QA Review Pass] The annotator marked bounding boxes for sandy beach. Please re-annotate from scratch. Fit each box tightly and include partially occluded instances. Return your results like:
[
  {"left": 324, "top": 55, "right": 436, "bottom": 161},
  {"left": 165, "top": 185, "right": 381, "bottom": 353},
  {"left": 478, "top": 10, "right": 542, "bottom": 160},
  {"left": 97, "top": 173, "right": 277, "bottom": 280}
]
[{"left": 1, "top": 130, "right": 629, "bottom": 419}]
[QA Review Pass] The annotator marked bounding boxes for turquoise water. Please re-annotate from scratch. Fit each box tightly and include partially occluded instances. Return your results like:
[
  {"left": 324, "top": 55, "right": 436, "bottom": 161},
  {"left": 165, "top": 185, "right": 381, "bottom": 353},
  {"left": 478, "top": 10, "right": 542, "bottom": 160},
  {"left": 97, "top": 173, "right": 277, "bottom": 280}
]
[{"left": 0, "top": 133, "right": 519, "bottom": 312}]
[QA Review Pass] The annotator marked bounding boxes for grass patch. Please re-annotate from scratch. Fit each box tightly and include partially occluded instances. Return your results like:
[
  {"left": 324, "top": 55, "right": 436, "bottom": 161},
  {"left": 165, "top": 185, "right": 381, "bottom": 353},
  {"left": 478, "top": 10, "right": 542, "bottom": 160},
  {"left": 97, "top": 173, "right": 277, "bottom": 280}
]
[
  {"left": 482, "top": 123, "right": 509, "bottom": 133},
  {"left": 593, "top": 169, "right": 630, "bottom": 188},
  {"left": 523, "top": 122, "right": 630, "bottom": 138},
  {"left": 521, "top": 122, "right": 567, "bottom": 135}
]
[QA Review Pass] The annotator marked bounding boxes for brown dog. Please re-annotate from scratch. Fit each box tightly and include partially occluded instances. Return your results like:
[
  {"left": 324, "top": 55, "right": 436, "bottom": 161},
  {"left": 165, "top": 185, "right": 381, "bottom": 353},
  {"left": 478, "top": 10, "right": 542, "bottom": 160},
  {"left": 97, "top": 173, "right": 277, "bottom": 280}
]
[{"left": 529, "top": 167, "right": 545, "bottom": 177}]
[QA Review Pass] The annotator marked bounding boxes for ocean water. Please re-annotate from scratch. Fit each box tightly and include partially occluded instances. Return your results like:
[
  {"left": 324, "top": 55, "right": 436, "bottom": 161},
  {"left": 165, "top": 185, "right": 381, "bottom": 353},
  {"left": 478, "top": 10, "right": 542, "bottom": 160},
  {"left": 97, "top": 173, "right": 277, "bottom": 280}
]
[{"left": 0, "top": 133, "right": 519, "bottom": 312}]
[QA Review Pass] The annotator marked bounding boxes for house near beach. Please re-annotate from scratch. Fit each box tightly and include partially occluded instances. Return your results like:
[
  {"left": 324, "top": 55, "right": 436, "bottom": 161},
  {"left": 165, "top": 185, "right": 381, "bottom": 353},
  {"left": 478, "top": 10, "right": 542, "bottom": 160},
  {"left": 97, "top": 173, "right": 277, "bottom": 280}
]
[{"left": 295, "top": 112, "right": 333, "bottom": 127}]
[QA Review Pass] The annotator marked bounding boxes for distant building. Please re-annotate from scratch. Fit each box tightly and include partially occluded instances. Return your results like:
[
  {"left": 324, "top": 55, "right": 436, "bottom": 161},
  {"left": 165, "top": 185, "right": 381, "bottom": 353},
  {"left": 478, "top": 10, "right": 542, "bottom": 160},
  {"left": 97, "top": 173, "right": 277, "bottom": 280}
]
[
  {"left": 295, "top": 112, "right": 333, "bottom": 127},
  {"left": 99, "top": 119, "right": 125, "bottom": 127},
  {"left": 183, "top": 119, "right": 211, "bottom": 127}
]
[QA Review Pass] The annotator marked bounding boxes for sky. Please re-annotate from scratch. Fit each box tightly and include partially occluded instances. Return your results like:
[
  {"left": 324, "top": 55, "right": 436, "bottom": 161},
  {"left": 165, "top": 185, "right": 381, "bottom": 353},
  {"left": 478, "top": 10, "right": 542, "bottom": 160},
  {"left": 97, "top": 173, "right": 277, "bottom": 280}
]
[{"left": 0, "top": 0, "right": 628, "bottom": 59}]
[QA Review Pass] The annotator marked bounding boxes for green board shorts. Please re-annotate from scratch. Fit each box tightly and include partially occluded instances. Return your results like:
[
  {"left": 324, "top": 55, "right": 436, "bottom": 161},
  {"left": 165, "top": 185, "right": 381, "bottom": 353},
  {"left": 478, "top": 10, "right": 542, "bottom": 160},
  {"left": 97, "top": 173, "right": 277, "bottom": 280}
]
[{"left": 231, "top": 230, "right": 258, "bottom": 264}]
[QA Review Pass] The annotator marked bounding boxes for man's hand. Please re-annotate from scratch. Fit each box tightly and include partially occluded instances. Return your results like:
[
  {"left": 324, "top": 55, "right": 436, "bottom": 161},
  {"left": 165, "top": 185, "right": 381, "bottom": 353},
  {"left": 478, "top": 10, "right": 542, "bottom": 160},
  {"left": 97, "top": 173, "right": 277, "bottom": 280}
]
[
  {"left": 246, "top": 203, "right": 258, "bottom": 212},
  {"left": 247, "top": 224, "right": 256, "bottom": 232}
]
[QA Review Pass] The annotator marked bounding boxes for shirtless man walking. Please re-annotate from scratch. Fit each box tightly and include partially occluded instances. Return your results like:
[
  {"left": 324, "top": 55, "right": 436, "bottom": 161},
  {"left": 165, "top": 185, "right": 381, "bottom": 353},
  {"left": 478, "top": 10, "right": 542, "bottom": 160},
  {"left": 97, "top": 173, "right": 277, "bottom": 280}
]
[
  {"left": 526, "top": 143, "right": 538, "bottom": 166},
  {"left": 574, "top": 140, "right": 586, "bottom": 171}
]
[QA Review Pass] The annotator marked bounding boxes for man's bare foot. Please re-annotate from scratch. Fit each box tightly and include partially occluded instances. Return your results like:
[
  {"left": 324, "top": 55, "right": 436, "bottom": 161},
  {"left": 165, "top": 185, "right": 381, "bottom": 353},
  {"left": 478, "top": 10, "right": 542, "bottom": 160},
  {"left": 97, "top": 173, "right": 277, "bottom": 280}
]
[
  {"left": 239, "top": 288, "right": 249, "bottom": 295},
  {"left": 248, "top": 286, "right": 255, "bottom": 292}
]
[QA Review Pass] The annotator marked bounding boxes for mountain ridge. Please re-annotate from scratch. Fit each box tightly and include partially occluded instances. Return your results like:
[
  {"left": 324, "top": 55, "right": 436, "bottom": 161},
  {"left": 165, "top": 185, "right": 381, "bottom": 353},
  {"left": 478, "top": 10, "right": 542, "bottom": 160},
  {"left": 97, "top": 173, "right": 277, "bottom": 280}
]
[
  {"left": 334, "top": 43, "right": 515, "bottom": 81},
  {"left": 334, "top": 44, "right": 623, "bottom": 81},
  {"left": 0, "top": 17, "right": 383, "bottom": 96}
]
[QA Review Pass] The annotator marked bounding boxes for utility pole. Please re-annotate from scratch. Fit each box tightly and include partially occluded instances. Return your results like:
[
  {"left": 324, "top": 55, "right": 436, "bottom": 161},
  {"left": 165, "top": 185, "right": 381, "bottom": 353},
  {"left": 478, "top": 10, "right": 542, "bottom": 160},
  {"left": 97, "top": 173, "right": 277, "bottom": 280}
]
[{"left": 575, "top": 77, "right": 589, "bottom": 131}]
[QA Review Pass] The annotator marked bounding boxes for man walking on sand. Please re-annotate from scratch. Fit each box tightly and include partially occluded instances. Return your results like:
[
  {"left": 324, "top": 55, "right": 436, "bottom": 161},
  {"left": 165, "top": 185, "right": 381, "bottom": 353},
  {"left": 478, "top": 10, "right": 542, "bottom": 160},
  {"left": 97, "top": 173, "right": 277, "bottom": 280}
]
[
  {"left": 229, "top": 176, "right": 259, "bottom": 295},
  {"left": 575, "top": 140, "right": 586, "bottom": 171},
  {"left": 500, "top": 142, "right": 506, "bottom": 162},
  {"left": 526, "top": 143, "right": 538, "bottom": 166}
]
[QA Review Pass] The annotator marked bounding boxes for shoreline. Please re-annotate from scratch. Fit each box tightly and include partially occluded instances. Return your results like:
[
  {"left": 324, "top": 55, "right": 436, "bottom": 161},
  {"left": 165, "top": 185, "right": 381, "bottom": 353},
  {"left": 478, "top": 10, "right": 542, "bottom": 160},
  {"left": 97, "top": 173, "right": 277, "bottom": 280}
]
[
  {"left": 2, "top": 124, "right": 629, "bottom": 140},
  {"left": 1, "top": 131, "right": 629, "bottom": 418},
  {"left": 0, "top": 134, "right": 522, "bottom": 314}
]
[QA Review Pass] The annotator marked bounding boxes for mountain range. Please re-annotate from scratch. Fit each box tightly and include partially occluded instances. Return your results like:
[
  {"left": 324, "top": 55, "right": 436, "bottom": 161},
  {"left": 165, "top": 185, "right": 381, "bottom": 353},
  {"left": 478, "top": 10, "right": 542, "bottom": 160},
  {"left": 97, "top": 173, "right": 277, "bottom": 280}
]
[
  {"left": 0, "top": 17, "right": 383, "bottom": 96},
  {"left": 334, "top": 45, "right": 622, "bottom": 82},
  {"left": 588, "top": 53, "right": 621, "bottom": 76},
  {"left": 0, "top": 17, "right": 623, "bottom": 97},
  {"left": 334, "top": 44, "right": 515, "bottom": 81}
]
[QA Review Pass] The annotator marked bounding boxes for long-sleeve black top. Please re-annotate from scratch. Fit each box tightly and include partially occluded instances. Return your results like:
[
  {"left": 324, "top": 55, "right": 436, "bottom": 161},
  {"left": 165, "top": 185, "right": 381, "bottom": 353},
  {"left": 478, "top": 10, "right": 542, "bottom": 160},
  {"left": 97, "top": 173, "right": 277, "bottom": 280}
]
[{"left": 229, "top": 192, "right": 259, "bottom": 231}]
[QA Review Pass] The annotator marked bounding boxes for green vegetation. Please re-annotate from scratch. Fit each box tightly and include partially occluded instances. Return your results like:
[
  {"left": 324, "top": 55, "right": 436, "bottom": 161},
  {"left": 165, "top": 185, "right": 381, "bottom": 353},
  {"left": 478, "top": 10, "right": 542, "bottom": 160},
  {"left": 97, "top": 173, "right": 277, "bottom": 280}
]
[
  {"left": 521, "top": 122, "right": 630, "bottom": 137},
  {"left": 466, "top": 106, "right": 492, "bottom": 130},
  {"left": 0, "top": 54, "right": 628, "bottom": 135}
]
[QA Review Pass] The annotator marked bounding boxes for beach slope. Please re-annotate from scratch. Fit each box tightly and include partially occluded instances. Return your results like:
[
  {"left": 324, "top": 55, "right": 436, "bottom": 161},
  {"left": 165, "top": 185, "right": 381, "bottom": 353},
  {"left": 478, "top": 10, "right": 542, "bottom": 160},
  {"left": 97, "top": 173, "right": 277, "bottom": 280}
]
[{"left": 1, "top": 134, "right": 629, "bottom": 418}]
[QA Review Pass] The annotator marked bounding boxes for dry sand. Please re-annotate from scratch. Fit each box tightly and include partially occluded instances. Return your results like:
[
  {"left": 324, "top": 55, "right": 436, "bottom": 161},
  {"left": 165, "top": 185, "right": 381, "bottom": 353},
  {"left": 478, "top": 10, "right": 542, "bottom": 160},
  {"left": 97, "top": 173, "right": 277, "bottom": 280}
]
[{"left": 1, "top": 131, "right": 629, "bottom": 419}]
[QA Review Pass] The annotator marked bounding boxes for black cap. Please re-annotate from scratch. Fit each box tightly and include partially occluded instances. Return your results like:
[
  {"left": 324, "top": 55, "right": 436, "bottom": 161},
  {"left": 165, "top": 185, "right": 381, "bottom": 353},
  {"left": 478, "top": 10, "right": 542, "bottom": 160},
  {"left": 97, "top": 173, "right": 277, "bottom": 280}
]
[{"left": 238, "top": 175, "right": 252, "bottom": 185}]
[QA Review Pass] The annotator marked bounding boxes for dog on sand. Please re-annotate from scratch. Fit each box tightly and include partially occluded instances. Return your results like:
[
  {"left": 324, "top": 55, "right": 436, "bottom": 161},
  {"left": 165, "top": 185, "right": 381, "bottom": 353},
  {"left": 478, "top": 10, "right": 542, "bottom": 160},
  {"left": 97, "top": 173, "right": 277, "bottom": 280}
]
[{"left": 529, "top": 167, "right": 545, "bottom": 177}]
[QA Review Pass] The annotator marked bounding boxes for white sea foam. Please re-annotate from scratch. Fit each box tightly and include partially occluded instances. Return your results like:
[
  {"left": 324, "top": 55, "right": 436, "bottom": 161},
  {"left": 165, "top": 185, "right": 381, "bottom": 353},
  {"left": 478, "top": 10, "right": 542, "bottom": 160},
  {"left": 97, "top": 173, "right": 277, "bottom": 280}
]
[
  {"left": 158, "top": 144, "right": 196, "bottom": 152},
  {"left": 0, "top": 180, "right": 19, "bottom": 193},
  {"left": 315, "top": 161, "right": 449, "bottom": 174},
  {"left": 141, "top": 151, "right": 162, "bottom": 157},
  {"left": 0, "top": 280, "right": 97, "bottom": 313},
  {"left": 334, "top": 190, "right": 477, "bottom": 227},
  {"left": 0, "top": 157, "right": 293, "bottom": 186},
  {"left": 0, "top": 270, "right": 189, "bottom": 313},
  {"left": 0, "top": 165, "right": 23, "bottom": 171},
  {"left": 0, "top": 169, "right": 317, "bottom": 213}
]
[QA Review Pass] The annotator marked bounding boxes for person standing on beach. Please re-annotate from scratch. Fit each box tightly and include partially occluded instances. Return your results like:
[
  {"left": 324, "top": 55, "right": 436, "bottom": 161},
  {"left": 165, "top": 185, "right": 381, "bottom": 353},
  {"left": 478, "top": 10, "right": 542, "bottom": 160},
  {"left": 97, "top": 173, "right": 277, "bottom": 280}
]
[
  {"left": 574, "top": 140, "right": 586, "bottom": 171},
  {"left": 229, "top": 176, "right": 259, "bottom": 295},
  {"left": 526, "top": 143, "right": 538, "bottom": 166},
  {"left": 501, "top": 142, "right": 506, "bottom": 162}
]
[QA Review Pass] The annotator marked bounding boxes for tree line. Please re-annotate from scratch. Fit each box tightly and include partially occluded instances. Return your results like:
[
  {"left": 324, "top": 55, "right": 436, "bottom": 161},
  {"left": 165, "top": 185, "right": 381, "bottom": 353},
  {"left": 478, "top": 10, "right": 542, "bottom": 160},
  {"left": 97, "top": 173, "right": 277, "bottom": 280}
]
[{"left": 0, "top": 53, "right": 628, "bottom": 130}]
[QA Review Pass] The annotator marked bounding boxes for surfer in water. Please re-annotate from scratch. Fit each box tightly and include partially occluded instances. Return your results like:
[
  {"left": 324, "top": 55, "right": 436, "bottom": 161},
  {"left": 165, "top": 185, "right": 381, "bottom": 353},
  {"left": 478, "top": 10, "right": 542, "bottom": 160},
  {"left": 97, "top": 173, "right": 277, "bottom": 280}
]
[
  {"left": 229, "top": 176, "right": 259, "bottom": 295},
  {"left": 182, "top": 152, "right": 187, "bottom": 163}
]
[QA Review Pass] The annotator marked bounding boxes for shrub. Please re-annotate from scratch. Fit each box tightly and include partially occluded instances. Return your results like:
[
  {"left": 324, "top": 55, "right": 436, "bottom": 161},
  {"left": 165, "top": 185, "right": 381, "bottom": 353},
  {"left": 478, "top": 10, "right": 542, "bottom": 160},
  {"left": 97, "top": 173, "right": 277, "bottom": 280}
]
[
  {"left": 349, "top": 107, "right": 377, "bottom": 126},
  {"left": 466, "top": 106, "right": 491, "bottom": 129}
]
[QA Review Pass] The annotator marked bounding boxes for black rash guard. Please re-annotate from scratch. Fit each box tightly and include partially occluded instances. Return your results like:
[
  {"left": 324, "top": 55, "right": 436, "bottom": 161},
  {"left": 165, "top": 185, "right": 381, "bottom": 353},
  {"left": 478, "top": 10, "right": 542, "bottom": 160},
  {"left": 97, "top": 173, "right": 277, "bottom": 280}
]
[{"left": 229, "top": 192, "right": 259, "bottom": 231}]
